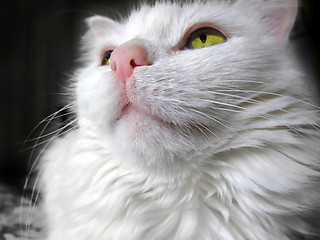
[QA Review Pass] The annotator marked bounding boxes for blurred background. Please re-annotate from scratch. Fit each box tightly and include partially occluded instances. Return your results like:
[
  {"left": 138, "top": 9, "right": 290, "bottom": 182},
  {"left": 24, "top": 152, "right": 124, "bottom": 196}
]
[{"left": 1, "top": 0, "right": 320, "bottom": 192}]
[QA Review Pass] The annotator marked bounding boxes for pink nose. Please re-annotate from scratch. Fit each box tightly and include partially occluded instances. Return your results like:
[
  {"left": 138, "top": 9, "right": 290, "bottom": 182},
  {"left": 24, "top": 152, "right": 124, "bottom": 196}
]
[{"left": 110, "top": 43, "right": 151, "bottom": 83}]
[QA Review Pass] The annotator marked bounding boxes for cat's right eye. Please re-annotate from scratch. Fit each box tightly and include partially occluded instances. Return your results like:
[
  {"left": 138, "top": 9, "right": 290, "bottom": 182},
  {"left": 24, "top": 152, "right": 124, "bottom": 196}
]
[{"left": 101, "top": 50, "right": 113, "bottom": 66}]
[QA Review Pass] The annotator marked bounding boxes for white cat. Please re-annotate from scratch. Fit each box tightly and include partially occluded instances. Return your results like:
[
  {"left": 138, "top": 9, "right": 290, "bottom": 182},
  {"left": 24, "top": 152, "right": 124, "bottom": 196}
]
[{"left": 40, "top": 0, "right": 320, "bottom": 239}]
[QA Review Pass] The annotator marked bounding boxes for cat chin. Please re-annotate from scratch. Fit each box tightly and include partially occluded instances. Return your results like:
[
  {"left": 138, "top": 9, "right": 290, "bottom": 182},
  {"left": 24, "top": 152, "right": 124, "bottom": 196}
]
[
  {"left": 118, "top": 104, "right": 162, "bottom": 133},
  {"left": 116, "top": 75, "right": 178, "bottom": 127},
  {"left": 114, "top": 108, "right": 219, "bottom": 163}
]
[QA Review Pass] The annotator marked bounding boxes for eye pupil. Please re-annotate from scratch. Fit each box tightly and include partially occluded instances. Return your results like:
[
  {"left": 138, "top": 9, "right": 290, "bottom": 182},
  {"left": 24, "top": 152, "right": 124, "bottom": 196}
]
[
  {"left": 101, "top": 50, "right": 113, "bottom": 65},
  {"left": 199, "top": 34, "right": 207, "bottom": 43}
]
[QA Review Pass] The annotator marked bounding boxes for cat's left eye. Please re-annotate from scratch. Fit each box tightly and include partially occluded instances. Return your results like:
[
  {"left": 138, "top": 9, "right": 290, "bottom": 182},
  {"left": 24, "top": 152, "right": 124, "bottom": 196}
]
[
  {"left": 185, "top": 27, "right": 226, "bottom": 50},
  {"left": 101, "top": 50, "right": 113, "bottom": 66}
]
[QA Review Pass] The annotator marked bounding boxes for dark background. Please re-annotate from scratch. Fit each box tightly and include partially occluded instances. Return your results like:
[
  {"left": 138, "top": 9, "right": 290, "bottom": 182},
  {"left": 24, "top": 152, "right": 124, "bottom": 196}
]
[{"left": 1, "top": 0, "right": 320, "bottom": 192}]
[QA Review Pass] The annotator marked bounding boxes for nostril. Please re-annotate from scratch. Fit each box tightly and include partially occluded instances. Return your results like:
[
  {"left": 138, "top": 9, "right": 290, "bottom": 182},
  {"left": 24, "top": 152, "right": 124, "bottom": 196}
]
[{"left": 130, "top": 59, "right": 137, "bottom": 68}]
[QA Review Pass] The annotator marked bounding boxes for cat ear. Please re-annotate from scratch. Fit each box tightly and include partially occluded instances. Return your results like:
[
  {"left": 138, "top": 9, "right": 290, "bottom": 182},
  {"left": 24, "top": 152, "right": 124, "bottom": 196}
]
[
  {"left": 85, "top": 15, "right": 119, "bottom": 34},
  {"left": 260, "top": 0, "right": 298, "bottom": 41}
]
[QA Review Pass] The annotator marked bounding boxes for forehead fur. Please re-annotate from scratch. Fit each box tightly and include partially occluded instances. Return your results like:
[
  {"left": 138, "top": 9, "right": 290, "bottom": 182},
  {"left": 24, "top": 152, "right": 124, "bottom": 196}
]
[{"left": 125, "top": 1, "right": 245, "bottom": 44}]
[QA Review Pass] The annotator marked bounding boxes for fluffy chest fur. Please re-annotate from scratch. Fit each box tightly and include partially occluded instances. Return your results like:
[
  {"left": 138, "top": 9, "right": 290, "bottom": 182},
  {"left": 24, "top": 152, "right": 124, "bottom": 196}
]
[
  {"left": 40, "top": 1, "right": 320, "bottom": 239},
  {"left": 42, "top": 130, "right": 319, "bottom": 240}
]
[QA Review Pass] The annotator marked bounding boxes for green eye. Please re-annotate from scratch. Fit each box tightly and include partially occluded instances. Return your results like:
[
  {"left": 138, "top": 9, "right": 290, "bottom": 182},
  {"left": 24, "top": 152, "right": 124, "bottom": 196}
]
[
  {"left": 101, "top": 50, "right": 113, "bottom": 66},
  {"left": 186, "top": 27, "right": 226, "bottom": 49}
]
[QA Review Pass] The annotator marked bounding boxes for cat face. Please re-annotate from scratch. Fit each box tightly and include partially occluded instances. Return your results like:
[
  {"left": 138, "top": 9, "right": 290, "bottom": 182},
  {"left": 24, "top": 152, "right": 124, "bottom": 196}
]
[{"left": 75, "top": 0, "right": 298, "bottom": 160}]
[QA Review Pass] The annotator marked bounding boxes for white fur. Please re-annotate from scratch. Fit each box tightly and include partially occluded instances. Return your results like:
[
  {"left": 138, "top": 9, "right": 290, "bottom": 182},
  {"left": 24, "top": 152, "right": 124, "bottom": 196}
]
[{"left": 40, "top": 1, "right": 320, "bottom": 239}]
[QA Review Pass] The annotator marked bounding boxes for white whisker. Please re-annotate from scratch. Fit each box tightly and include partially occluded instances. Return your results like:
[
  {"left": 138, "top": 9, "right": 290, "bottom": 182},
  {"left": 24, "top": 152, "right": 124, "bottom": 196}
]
[
  {"left": 195, "top": 98, "right": 245, "bottom": 110},
  {"left": 215, "top": 88, "right": 320, "bottom": 110},
  {"left": 24, "top": 119, "right": 77, "bottom": 151},
  {"left": 23, "top": 104, "right": 73, "bottom": 148},
  {"left": 188, "top": 108, "right": 238, "bottom": 136},
  {"left": 197, "top": 122, "right": 222, "bottom": 142},
  {"left": 21, "top": 104, "right": 77, "bottom": 239}
]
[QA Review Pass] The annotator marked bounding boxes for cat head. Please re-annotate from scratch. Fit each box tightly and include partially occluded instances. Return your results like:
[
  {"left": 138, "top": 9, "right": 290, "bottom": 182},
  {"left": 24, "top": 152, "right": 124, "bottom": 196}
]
[{"left": 74, "top": 0, "right": 299, "bottom": 164}]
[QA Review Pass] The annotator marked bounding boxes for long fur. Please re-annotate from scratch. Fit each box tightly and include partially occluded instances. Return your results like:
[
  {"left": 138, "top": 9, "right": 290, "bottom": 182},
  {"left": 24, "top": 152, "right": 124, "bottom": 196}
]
[{"left": 40, "top": 1, "right": 320, "bottom": 239}]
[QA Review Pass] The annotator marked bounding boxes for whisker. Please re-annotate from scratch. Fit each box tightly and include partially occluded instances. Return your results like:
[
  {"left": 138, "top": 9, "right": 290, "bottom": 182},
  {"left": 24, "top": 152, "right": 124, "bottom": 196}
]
[
  {"left": 193, "top": 124, "right": 211, "bottom": 141},
  {"left": 219, "top": 79, "right": 266, "bottom": 84},
  {"left": 214, "top": 88, "right": 320, "bottom": 110},
  {"left": 194, "top": 98, "right": 245, "bottom": 110},
  {"left": 23, "top": 123, "right": 79, "bottom": 239},
  {"left": 25, "top": 167, "right": 45, "bottom": 238},
  {"left": 25, "top": 121, "right": 78, "bottom": 189},
  {"left": 24, "top": 114, "right": 74, "bottom": 144},
  {"left": 188, "top": 108, "right": 238, "bottom": 136},
  {"left": 21, "top": 104, "right": 76, "bottom": 239},
  {"left": 23, "top": 118, "right": 77, "bottom": 151},
  {"left": 197, "top": 122, "right": 222, "bottom": 142},
  {"left": 23, "top": 104, "right": 74, "bottom": 151},
  {"left": 204, "top": 90, "right": 261, "bottom": 105},
  {"left": 253, "top": 112, "right": 304, "bottom": 137},
  {"left": 208, "top": 106, "right": 243, "bottom": 113},
  {"left": 204, "top": 88, "right": 320, "bottom": 119}
]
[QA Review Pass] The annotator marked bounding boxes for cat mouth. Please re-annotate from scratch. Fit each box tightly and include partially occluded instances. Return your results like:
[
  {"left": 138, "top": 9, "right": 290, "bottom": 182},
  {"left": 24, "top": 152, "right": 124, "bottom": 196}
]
[
  {"left": 117, "top": 93, "right": 169, "bottom": 127},
  {"left": 119, "top": 101, "right": 160, "bottom": 122},
  {"left": 120, "top": 101, "right": 132, "bottom": 116},
  {"left": 116, "top": 75, "right": 173, "bottom": 126}
]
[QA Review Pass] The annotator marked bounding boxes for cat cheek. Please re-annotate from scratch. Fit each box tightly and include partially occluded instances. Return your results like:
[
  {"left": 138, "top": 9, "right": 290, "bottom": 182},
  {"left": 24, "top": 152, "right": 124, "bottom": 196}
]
[{"left": 75, "top": 70, "right": 127, "bottom": 129}]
